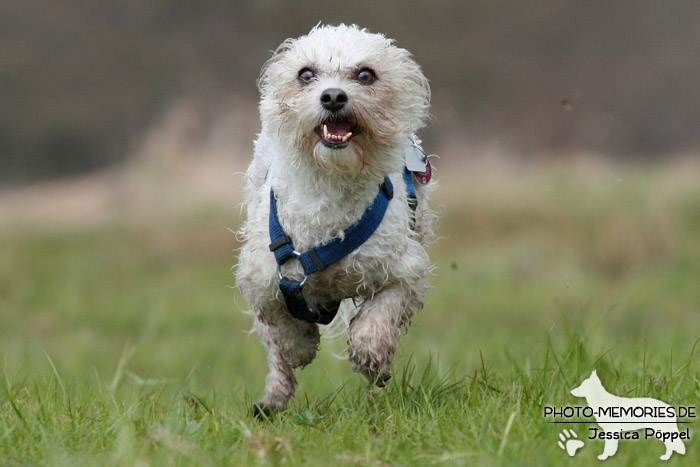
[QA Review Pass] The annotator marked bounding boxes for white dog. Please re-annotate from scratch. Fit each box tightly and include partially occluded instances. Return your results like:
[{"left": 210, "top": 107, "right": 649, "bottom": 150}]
[{"left": 236, "top": 24, "right": 435, "bottom": 416}]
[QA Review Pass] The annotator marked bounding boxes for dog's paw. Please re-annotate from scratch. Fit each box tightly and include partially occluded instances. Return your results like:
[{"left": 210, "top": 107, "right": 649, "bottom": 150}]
[
  {"left": 374, "top": 371, "right": 392, "bottom": 387},
  {"left": 251, "top": 402, "right": 275, "bottom": 420},
  {"left": 364, "top": 369, "right": 392, "bottom": 387}
]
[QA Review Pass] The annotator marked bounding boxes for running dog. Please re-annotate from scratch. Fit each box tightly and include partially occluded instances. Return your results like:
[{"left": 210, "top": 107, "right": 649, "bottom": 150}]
[{"left": 236, "top": 24, "right": 435, "bottom": 416}]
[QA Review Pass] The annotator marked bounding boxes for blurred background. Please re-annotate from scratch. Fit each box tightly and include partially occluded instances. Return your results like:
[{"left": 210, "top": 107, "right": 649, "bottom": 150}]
[
  {"left": 1, "top": 0, "right": 700, "bottom": 418},
  {"left": 2, "top": 0, "right": 700, "bottom": 187}
]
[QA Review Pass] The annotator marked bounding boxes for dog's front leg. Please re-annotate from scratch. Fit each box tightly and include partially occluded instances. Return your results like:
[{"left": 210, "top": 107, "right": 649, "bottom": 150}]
[
  {"left": 252, "top": 306, "right": 320, "bottom": 417},
  {"left": 348, "top": 285, "right": 413, "bottom": 387}
]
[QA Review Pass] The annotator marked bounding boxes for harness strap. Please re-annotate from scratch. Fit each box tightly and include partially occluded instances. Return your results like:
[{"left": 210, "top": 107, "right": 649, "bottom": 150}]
[
  {"left": 403, "top": 168, "right": 418, "bottom": 229},
  {"left": 270, "top": 177, "right": 394, "bottom": 275},
  {"left": 269, "top": 177, "right": 393, "bottom": 324},
  {"left": 278, "top": 277, "right": 340, "bottom": 324}
]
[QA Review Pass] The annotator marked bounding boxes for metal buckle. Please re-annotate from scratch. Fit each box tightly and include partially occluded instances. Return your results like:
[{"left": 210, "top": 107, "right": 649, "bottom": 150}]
[{"left": 277, "top": 251, "right": 308, "bottom": 287}]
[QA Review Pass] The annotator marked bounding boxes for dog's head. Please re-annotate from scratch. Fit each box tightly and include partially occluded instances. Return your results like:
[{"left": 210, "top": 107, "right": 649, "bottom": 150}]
[
  {"left": 258, "top": 24, "right": 430, "bottom": 174},
  {"left": 570, "top": 370, "right": 602, "bottom": 398}
]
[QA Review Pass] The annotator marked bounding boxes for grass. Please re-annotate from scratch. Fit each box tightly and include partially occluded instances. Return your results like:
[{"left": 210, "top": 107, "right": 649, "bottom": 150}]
[{"left": 1, "top": 159, "right": 700, "bottom": 465}]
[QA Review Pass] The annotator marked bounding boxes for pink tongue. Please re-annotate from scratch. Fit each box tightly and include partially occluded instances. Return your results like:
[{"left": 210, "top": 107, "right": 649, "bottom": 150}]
[{"left": 326, "top": 120, "right": 352, "bottom": 136}]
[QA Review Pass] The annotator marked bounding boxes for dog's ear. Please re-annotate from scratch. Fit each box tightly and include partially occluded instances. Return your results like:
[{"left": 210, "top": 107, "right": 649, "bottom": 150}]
[{"left": 257, "top": 37, "right": 296, "bottom": 96}]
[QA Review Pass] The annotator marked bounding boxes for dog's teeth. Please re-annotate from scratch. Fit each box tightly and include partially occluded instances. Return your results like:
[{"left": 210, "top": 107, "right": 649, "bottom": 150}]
[{"left": 322, "top": 126, "right": 353, "bottom": 143}]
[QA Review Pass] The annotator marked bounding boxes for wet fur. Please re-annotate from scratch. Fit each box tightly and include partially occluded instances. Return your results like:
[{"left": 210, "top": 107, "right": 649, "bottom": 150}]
[{"left": 236, "top": 24, "right": 435, "bottom": 415}]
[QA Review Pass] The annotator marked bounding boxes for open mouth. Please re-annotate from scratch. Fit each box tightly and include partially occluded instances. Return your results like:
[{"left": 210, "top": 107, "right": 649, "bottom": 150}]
[{"left": 315, "top": 118, "right": 358, "bottom": 149}]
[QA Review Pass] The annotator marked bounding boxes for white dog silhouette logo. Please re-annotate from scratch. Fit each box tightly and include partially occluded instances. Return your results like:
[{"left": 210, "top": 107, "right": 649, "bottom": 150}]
[{"left": 570, "top": 370, "right": 686, "bottom": 461}]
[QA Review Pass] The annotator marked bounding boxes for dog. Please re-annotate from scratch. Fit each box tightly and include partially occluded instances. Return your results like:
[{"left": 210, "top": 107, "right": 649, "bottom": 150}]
[
  {"left": 571, "top": 370, "right": 686, "bottom": 460},
  {"left": 235, "top": 24, "right": 434, "bottom": 416}
]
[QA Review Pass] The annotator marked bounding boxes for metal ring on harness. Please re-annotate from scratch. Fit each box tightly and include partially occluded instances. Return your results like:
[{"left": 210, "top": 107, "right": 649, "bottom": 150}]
[{"left": 276, "top": 251, "right": 308, "bottom": 287}]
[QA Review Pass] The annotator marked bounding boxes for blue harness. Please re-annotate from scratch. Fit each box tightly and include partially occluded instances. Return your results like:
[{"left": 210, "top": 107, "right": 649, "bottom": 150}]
[
  {"left": 269, "top": 172, "right": 417, "bottom": 324},
  {"left": 403, "top": 167, "right": 418, "bottom": 227}
]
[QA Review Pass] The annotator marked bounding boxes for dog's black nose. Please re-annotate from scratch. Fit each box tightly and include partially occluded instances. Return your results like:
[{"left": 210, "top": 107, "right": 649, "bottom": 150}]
[{"left": 320, "top": 88, "right": 348, "bottom": 112}]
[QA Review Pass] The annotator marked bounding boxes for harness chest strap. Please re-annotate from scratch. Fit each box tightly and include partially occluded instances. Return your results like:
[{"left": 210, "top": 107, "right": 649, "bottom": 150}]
[
  {"left": 270, "top": 177, "right": 394, "bottom": 276},
  {"left": 268, "top": 177, "right": 393, "bottom": 324},
  {"left": 268, "top": 171, "right": 417, "bottom": 324}
]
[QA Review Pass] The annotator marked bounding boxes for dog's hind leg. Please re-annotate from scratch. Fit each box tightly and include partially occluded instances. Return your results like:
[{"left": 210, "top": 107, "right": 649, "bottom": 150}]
[
  {"left": 252, "top": 306, "right": 320, "bottom": 417},
  {"left": 348, "top": 285, "right": 415, "bottom": 387}
]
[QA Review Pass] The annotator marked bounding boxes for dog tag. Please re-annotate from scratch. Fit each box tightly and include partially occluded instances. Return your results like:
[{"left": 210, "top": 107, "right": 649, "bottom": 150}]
[
  {"left": 404, "top": 144, "right": 428, "bottom": 173},
  {"left": 413, "top": 160, "right": 432, "bottom": 185}
]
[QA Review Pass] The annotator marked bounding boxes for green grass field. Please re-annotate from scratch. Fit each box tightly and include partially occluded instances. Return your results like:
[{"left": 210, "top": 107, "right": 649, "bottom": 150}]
[{"left": 1, "top": 160, "right": 700, "bottom": 465}]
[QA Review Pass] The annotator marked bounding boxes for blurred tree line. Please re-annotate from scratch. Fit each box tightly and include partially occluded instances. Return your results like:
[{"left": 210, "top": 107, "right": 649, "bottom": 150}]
[{"left": 2, "top": 0, "right": 699, "bottom": 184}]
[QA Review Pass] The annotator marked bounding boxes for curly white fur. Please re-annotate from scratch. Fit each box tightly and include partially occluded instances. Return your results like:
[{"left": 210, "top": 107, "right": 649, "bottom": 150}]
[{"left": 236, "top": 24, "right": 435, "bottom": 415}]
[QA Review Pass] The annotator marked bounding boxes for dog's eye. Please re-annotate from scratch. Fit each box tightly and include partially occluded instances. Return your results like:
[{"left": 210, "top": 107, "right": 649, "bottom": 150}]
[
  {"left": 298, "top": 68, "right": 315, "bottom": 84},
  {"left": 356, "top": 68, "right": 376, "bottom": 84}
]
